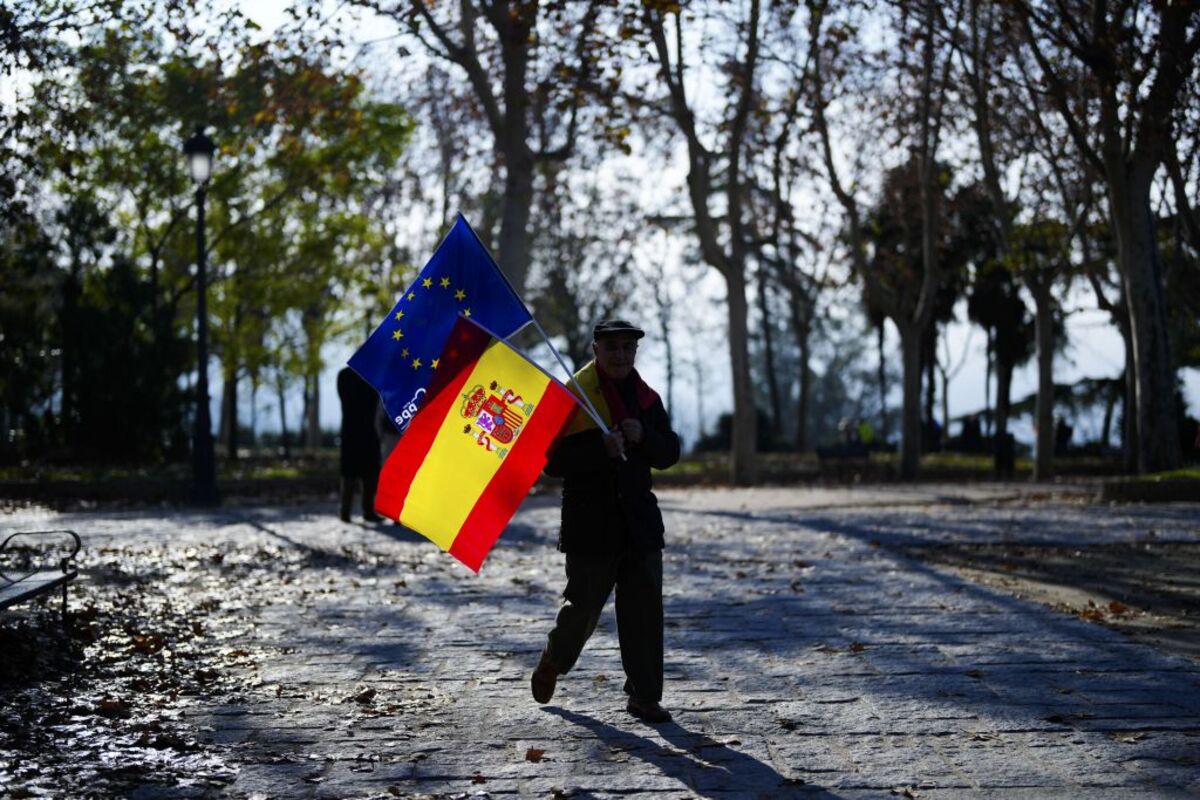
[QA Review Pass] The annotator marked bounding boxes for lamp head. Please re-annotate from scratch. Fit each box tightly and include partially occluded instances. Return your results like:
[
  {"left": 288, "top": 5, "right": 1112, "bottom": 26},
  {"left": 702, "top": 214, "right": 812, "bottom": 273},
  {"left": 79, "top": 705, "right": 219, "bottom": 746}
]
[{"left": 183, "top": 126, "right": 215, "bottom": 185}]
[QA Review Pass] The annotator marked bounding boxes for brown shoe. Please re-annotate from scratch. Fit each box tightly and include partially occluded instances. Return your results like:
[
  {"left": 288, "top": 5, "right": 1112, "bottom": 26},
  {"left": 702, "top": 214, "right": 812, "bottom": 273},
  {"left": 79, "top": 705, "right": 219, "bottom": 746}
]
[
  {"left": 626, "top": 697, "right": 671, "bottom": 724},
  {"left": 531, "top": 653, "right": 558, "bottom": 704}
]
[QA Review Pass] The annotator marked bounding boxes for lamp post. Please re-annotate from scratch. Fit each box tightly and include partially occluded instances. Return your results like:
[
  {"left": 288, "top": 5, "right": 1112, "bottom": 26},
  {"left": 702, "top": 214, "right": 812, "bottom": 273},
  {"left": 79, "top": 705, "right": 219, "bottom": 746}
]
[{"left": 184, "top": 126, "right": 219, "bottom": 505}]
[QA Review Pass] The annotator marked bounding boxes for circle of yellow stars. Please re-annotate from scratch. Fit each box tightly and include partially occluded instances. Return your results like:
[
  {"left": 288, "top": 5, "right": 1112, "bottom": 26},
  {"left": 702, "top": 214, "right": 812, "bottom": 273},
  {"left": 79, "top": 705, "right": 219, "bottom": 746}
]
[{"left": 391, "top": 273, "right": 470, "bottom": 370}]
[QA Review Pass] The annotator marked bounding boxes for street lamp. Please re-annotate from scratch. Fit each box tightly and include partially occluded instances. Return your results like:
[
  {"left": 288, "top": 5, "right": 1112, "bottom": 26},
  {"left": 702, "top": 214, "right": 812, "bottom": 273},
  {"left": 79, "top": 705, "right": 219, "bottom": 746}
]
[{"left": 184, "top": 126, "right": 219, "bottom": 505}]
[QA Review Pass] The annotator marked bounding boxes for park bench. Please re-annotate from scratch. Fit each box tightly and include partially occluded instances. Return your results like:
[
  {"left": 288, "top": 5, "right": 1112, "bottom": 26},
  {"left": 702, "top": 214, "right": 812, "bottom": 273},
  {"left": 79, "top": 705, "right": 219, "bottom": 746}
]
[{"left": 0, "top": 529, "right": 81, "bottom": 621}]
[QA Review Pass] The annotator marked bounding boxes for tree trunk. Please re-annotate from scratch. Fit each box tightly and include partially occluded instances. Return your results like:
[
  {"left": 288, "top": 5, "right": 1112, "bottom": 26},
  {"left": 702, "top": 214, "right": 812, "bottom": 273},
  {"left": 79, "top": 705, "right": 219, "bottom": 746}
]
[
  {"left": 1122, "top": 337, "right": 1138, "bottom": 474},
  {"left": 793, "top": 299, "right": 812, "bottom": 452},
  {"left": 1101, "top": 383, "right": 1115, "bottom": 451},
  {"left": 984, "top": 328, "right": 993, "bottom": 438},
  {"left": 757, "top": 271, "right": 781, "bottom": 443},
  {"left": 1031, "top": 281, "right": 1055, "bottom": 481},
  {"left": 496, "top": 145, "right": 534, "bottom": 291},
  {"left": 60, "top": 247, "right": 81, "bottom": 442},
  {"left": 219, "top": 365, "right": 238, "bottom": 461},
  {"left": 304, "top": 371, "right": 320, "bottom": 450},
  {"left": 655, "top": 285, "right": 676, "bottom": 423},
  {"left": 276, "top": 374, "right": 290, "bottom": 460},
  {"left": 726, "top": 267, "right": 758, "bottom": 484},
  {"left": 994, "top": 358, "right": 1014, "bottom": 478},
  {"left": 940, "top": 364, "right": 950, "bottom": 442},
  {"left": 1109, "top": 176, "right": 1182, "bottom": 473},
  {"left": 923, "top": 332, "right": 936, "bottom": 438},
  {"left": 663, "top": 318, "right": 675, "bottom": 424},
  {"left": 899, "top": 324, "right": 923, "bottom": 480},
  {"left": 249, "top": 377, "right": 258, "bottom": 451},
  {"left": 877, "top": 321, "right": 889, "bottom": 443}
]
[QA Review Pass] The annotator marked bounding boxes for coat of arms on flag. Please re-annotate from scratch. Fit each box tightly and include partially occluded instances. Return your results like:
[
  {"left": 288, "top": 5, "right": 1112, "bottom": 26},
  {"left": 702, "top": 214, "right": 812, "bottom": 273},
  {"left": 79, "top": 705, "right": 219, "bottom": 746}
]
[{"left": 461, "top": 381, "right": 535, "bottom": 457}]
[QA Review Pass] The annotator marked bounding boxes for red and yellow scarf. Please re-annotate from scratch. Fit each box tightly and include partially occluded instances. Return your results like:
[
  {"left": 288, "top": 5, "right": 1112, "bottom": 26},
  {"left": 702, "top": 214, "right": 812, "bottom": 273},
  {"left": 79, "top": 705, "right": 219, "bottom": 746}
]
[{"left": 564, "top": 360, "right": 660, "bottom": 435}]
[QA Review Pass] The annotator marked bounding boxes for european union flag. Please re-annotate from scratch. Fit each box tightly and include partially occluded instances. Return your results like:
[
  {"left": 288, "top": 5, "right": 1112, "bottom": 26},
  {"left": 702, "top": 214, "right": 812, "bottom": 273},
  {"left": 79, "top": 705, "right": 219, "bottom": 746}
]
[{"left": 349, "top": 215, "right": 533, "bottom": 434}]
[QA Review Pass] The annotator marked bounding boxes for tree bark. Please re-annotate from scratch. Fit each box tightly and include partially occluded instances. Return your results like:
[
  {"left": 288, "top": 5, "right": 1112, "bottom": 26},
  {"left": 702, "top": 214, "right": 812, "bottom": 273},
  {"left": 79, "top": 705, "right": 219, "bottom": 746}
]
[
  {"left": 1121, "top": 326, "right": 1138, "bottom": 474},
  {"left": 792, "top": 291, "right": 812, "bottom": 451},
  {"left": 305, "top": 371, "right": 320, "bottom": 451},
  {"left": 877, "top": 321, "right": 888, "bottom": 443},
  {"left": 899, "top": 323, "right": 923, "bottom": 479},
  {"left": 60, "top": 244, "right": 81, "bottom": 442},
  {"left": 1100, "top": 383, "right": 1115, "bottom": 452},
  {"left": 984, "top": 327, "right": 993, "bottom": 437},
  {"left": 493, "top": 7, "right": 534, "bottom": 291},
  {"left": 661, "top": 308, "right": 675, "bottom": 424},
  {"left": 249, "top": 378, "right": 258, "bottom": 451},
  {"left": 939, "top": 361, "right": 950, "bottom": 441},
  {"left": 757, "top": 269, "right": 781, "bottom": 442},
  {"left": 495, "top": 143, "right": 534, "bottom": 289},
  {"left": 923, "top": 331, "right": 936, "bottom": 438},
  {"left": 994, "top": 357, "right": 1014, "bottom": 478},
  {"left": 1108, "top": 176, "right": 1182, "bottom": 473},
  {"left": 1030, "top": 279, "right": 1055, "bottom": 481},
  {"left": 276, "top": 373, "right": 290, "bottom": 460},
  {"left": 219, "top": 366, "right": 238, "bottom": 461},
  {"left": 726, "top": 266, "right": 758, "bottom": 483}
]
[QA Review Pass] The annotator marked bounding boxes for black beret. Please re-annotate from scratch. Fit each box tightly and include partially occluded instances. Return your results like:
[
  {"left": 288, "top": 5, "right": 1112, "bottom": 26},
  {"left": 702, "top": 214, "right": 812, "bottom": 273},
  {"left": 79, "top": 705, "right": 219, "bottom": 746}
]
[{"left": 593, "top": 319, "right": 645, "bottom": 340}]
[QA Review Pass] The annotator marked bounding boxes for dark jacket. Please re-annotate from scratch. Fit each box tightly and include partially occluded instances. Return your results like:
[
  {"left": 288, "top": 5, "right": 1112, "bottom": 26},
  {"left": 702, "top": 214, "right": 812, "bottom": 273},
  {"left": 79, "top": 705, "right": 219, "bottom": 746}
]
[
  {"left": 544, "top": 382, "right": 680, "bottom": 554},
  {"left": 337, "top": 367, "right": 381, "bottom": 478}
]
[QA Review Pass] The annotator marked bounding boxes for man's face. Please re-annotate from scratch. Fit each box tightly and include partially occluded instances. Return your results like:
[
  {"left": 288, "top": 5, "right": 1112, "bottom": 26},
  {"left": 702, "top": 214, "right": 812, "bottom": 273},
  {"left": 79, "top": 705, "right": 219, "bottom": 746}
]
[{"left": 593, "top": 334, "right": 639, "bottom": 381}]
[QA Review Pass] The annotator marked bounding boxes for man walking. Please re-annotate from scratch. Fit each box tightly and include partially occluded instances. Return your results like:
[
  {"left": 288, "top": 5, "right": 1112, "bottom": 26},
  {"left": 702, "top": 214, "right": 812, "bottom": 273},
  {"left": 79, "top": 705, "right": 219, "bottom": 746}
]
[
  {"left": 531, "top": 320, "right": 681, "bottom": 723},
  {"left": 336, "top": 367, "right": 383, "bottom": 523}
]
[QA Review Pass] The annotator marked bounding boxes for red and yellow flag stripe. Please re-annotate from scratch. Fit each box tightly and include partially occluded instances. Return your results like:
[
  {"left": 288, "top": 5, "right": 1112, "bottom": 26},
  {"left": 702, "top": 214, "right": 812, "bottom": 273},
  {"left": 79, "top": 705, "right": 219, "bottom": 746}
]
[{"left": 375, "top": 318, "right": 578, "bottom": 572}]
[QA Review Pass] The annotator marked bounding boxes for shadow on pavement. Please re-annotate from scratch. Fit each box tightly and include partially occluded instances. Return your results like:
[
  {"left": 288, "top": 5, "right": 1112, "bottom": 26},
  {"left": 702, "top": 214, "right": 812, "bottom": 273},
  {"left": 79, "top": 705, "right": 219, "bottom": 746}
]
[
  {"left": 544, "top": 706, "right": 841, "bottom": 798},
  {"left": 898, "top": 539, "right": 1200, "bottom": 662}
]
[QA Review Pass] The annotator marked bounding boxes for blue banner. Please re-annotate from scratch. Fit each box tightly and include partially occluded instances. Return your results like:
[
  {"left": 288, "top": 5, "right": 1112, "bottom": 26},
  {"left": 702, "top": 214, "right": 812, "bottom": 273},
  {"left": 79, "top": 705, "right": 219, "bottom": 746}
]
[{"left": 349, "top": 215, "right": 533, "bottom": 434}]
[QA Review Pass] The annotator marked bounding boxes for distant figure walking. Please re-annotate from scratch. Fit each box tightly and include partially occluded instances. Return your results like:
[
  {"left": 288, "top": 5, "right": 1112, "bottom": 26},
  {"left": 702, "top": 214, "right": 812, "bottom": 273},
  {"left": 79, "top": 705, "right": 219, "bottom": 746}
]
[
  {"left": 1054, "top": 416, "right": 1073, "bottom": 456},
  {"left": 857, "top": 418, "right": 875, "bottom": 448},
  {"left": 337, "top": 367, "right": 382, "bottom": 523}
]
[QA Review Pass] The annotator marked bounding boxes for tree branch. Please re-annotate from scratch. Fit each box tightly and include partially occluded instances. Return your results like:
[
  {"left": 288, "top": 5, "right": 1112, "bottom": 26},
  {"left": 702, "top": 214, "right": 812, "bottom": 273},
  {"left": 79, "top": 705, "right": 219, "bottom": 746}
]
[{"left": 1012, "top": 8, "right": 1106, "bottom": 175}]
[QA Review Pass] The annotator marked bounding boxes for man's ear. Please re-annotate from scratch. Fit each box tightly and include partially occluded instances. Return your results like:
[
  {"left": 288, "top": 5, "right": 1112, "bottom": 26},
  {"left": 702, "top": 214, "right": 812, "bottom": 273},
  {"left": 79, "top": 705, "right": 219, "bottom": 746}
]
[{"left": 591, "top": 340, "right": 599, "bottom": 357}]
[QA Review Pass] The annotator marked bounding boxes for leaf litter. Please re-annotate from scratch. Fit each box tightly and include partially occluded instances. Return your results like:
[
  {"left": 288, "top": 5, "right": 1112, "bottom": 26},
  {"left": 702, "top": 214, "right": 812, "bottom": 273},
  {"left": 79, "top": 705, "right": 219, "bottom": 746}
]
[{"left": 0, "top": 538, "right": 416, "bottom": 797}]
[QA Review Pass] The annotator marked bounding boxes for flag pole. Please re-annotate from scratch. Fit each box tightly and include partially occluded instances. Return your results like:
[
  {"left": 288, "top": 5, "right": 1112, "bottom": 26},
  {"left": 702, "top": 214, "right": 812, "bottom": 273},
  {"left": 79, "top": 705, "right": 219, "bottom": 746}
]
[
  {"left": 524, "top": 316, "right": 627, "bottom": 461},
  {"left": 526, "top": 316, "right": 611, "bottom": 428},
  {"left": 456, "top": 214, "right": 612, "bottom": 435},
  {"left": 467, "top": 314, "right": 610, "bottom": 433}
]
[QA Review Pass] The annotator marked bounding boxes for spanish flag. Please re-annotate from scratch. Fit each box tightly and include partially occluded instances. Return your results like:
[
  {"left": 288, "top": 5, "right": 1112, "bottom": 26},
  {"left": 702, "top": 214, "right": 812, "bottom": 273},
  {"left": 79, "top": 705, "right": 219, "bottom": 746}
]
[{"left": 375, "top": 317, "right": 579, "bottom": 572}]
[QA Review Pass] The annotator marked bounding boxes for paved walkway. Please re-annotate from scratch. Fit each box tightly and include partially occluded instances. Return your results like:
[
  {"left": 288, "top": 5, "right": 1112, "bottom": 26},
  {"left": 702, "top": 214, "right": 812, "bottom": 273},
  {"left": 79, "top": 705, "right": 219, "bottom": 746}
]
[{"left": 2, "top": 484, "right": 1199, "bottom": 798}]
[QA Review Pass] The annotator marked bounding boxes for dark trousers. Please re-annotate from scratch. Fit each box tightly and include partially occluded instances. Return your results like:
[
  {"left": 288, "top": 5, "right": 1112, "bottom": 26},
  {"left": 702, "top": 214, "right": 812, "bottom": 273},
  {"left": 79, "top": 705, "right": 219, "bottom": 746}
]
[
  {"left": 339, "top": 476, "right": 377, "bottom": 520},
  {"left": 544, "top": 548, "right": 664, "bottom": 703}
]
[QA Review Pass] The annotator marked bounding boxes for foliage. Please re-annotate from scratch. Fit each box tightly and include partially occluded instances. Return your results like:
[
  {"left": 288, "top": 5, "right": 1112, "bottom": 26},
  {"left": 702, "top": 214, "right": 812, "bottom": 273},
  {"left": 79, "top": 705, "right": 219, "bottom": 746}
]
[
  {"left": 70, "top": 258, "right": 193, "bottom": 460},
  {"left": 2, "top": 1, "right": 411, "bottom": 464},
  {"left": 0, "top": 209, "right": 60, "bottom": 457}
]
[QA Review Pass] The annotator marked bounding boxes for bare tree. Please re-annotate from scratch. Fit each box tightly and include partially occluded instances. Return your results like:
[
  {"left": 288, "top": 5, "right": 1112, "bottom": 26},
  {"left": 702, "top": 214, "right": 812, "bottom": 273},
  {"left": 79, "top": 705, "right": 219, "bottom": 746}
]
[
  {"left": 640, "top": 0, "right": 769, "bottom": 484},
  {"left": 808, "top": 0, "right": 955, "bottom": 479},
  {"left": 1011, "top": 0, "right": 1197, "bottom": 473},
  {"left": 356, "top": 0, "right": 611, "bottom": 291}
]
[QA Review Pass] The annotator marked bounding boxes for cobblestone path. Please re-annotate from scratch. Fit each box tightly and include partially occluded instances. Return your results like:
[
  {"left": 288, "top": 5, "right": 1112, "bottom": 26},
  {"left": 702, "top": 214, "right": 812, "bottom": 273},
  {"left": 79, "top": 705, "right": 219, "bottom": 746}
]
[{"left": 2, "top": 485, "right": 1198, "bottom": 798}]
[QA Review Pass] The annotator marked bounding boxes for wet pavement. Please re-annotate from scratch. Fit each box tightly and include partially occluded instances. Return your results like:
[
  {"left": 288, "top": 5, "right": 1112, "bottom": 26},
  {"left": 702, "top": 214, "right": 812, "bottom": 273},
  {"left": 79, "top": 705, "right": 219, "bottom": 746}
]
[{"left": 2, "top": 483, "right": 1199, "bottom": 798}]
